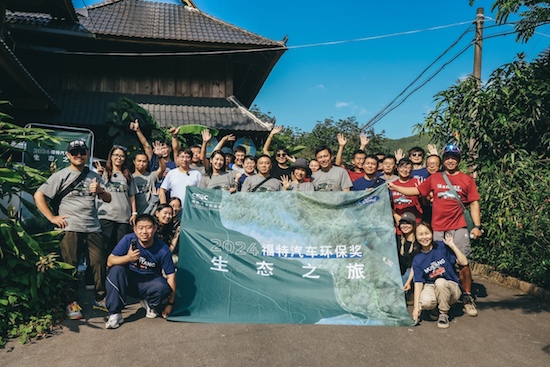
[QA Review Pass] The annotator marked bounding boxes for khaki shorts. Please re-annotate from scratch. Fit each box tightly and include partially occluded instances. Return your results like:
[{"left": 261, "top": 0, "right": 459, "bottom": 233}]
[{"left": 434, "top": 228, "right": 471, "bottom": 258}]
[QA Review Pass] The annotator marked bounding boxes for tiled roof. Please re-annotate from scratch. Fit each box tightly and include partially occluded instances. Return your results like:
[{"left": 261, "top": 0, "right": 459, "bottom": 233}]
[
  {"left": 44, "top": 90, "right": 272, "bottom": 132},
  {"left": 6, "top": 0, "right": 285, "bottom": 47}
]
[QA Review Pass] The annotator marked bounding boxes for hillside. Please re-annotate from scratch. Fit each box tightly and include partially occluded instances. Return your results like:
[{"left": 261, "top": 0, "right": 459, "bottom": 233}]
[{"left": 382, "top": 134, "right": 433, "bottom": 155}]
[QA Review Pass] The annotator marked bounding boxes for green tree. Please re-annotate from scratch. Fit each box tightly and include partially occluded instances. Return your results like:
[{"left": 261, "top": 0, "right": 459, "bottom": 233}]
[
  {"left": 295, "top": 117, "right": 387, "bottom": 160},
  {"left": 0, "top": 103, "right": 74, "bottom": 344},
  {"left": 417, "top": 50, "right": 550, "bottom": 288},
  {"left": 471, "top": 0, "right": 550, "bottom": 42}
]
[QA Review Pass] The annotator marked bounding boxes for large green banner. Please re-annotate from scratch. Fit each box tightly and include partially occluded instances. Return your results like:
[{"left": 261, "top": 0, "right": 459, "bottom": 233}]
[{"left": 169, "top": 185, "right": 414, "bottom": 326}]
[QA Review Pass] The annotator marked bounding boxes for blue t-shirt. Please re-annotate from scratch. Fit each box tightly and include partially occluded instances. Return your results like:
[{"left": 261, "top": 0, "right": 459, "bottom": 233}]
[
  {"left": 112, "top": 233, "right": 175, "bottom": 277},
  {"left": 352, "top": 176, "right": 385, "bottom": 191},
  {"left": 411, "top": 167, "right": 430, "bottom": 180},
  {"left": 412, "top": 241, "right": 459, "bottom": 285}
]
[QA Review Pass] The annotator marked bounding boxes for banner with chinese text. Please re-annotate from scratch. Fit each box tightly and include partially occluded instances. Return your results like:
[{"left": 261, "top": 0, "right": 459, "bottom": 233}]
[{"left": 168, "top": 185, "right": 414, "bottom": 326}]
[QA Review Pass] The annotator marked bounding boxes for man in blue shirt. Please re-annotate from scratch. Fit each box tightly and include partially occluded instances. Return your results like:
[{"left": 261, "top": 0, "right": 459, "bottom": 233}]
[{"left": 105, "top": 214, "right": 176, "bottom": 329}]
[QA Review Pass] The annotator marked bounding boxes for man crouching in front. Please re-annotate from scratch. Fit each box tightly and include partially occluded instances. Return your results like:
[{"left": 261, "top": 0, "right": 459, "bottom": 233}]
[{"left": 104, "top": 214, "right": 176, "bottom": 329}]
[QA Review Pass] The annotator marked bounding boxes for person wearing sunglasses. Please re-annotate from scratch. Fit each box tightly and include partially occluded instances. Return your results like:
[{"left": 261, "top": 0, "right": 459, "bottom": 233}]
[
  {"left": 34, "top": 139, "right": 111, "bottom": 320},
  {"left": 262, "top": 126, "right": 295, "bottom": 180},
  {"left": 408, "top": 146, "right": 430, "bottom": 180}
]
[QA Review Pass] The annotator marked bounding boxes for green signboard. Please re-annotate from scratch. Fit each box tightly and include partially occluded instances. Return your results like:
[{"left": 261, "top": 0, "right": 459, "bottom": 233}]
[
  {"left": 169, "top": 185, "right": 414, "bottom": 326},
  {"left": 24, "top": 124, "right": 93, "bottom": 171}
]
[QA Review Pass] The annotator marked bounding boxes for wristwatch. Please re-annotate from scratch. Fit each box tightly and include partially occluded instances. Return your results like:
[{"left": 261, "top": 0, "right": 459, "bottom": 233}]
[{"left": 474, "top": 225, "right": 482, "bottom": 230}]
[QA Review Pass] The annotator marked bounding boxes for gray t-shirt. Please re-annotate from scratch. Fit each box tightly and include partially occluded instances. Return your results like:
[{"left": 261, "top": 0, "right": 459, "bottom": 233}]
[
  {"left": 98, "top": 172, "right": 137, "bottom": 223},
  {"left": 311, "top": 166, "right": 353, "bottom": 191},
  {"left": 37, "top": 166, "right": 106, "bottom": 233},
  {"left": 288, "top": 181, "right": 315, "bottom": 192},
  {"left": 199, "top": 170, "right": 237, "bottom": 190},
  {"left": 133, "top": 170, "right": 159, "bottom": 214},
  {"left": 190, "top": 163, "right": 206, "bottom": 176},
  {"left": 241, "top": 175, "right": 282, "bottom": 192}
]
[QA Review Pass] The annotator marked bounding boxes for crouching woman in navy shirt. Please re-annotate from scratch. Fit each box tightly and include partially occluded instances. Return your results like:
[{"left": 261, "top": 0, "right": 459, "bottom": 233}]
[
  {"left": 104, "top": 214, "right": 176, "bottom": 329},
  {"left": 411, "top": 222, "right": 468, "bottom": 329}
]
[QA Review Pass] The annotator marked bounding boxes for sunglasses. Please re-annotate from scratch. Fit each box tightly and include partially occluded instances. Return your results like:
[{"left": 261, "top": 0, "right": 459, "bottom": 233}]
[
  {"left": 113, "top": 144, "right": 128, "bottom": 151},
  {"left": 410, "top": 153, "right": 423, "bottom": 157},
  {"left": 276, "top": 153, "right": 287, "bottom": 157},
  {"left": 69, "top": 148, "right": 87, "bottom": 156}
]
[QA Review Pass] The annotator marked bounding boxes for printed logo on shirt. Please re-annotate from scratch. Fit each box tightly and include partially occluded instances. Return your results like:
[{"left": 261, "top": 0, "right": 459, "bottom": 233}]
[
  {"left": 68, "top": 179, "right": 95, "bottom": 197},
  {"left": 315, "top": 182, "right": 335, "bottom": 191},
  {"left": 393, "top": 196, "right": 412, "bottom": 204},
  {"left": 423, "top": 258, "right": 447, "bottom": 279},
  {"left": 437, "top": 191, "right": 457, "bottom": 200},
  {"left": 106, "top": 181, "right": 128, "bottom": 193}
]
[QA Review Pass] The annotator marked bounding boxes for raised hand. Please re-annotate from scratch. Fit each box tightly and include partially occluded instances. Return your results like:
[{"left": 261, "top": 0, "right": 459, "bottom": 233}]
[
  {"left": 201, "top": 129, "right": 212, "bottom": 143},
  {"left": 427, "top": 144, "right": 438, "bottom": 156},
  {"left": 129, "top": 119, "right": 140, "bottom": 132},
  {"left": 337, "top": 133, "right": 347, "bottom": 146},
  {"left": 359, "top": 132, "right": 370, "bottom": 149},
  {"left": 394, "top": 148, "right": 404, "bottom": 162},
  {"left": 221, "top": 134, "right": 236, "bottom": 143},
  {"left": 152, "top": 140, "right": 163, "bottom": 156},
  {"left": 169, "top": 126, "right": 180, "bottom": 136},
  {"left": 269, "top": 125, "right": 283, "bottom": 137},
  {"left": 89, "top": 178, "right": 102, "bottom": 194},
  {"left": 94, "top": 161, "right": 104, "bottom": 175}
]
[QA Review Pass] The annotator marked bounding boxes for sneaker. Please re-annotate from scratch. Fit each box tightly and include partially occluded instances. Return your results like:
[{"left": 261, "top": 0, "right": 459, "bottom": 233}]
[
  {"left": 66, "top": 301, "right": 83, "bottom": 320},
  {"left": 429, "top": 309, "right": 439, "bottom": 321},
  {"left": 437, "top": 313, "right": 450, "bottom": 329},
  {"left": 463, "top": 295, "right": 478, "bottom": 317},
  {"left": 105, "top": 313, "right": 124, "bottom": 329},
  {"left": 93, "top": 299, "right": 108, "bottom": 313},
  {"left": 140, "top": 299, "right": 158, "bottom": 319}
]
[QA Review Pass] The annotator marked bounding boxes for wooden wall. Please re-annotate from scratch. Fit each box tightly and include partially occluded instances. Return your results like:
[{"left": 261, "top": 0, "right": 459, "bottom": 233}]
[{"left": 31, "top": 54, "right": 234, "bottom": 98}]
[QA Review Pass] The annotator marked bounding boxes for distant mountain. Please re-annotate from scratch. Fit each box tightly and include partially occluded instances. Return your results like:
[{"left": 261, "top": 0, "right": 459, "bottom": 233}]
[{"left": 382, "top": 134, "right": 433, "bottom": 155}]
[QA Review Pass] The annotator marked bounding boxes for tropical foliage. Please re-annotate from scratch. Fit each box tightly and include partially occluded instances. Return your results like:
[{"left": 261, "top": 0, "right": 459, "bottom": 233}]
[
  {"left": 0, "top": 105, "right": 75, "bottom": 345},
  {"left": 416, "top": 50, "right": 550, "bottom": 288}
]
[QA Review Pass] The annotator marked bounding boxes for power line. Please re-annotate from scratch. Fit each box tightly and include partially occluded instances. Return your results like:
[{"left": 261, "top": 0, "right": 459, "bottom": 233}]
[
  {"left": 360, "top": 25, "right": 475, "bottom": 131},
  {"left": 360, "top": 20, "right": 550, "bottom": 131},
  {"left": 56, "top": 20, "right": 477, "bottom": 57}
]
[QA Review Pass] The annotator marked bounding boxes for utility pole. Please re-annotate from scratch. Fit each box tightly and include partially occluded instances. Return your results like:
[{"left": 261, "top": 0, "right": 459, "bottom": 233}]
[
  {"left": 469, "top": 7, "right": 484, "bottom": 177},
  {"left": 473, "top": 8, "right": 484, "bottom": 82}
]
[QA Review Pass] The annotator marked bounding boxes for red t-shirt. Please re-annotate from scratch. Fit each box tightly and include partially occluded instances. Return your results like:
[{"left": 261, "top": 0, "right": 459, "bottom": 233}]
[
  {"left": 347, "top": 168, "right": 364, "bottom": 182},
  {"left": 417, "top": 172, "right": 480, "bottom": 231},
  {"left": 391, "top": 178, "right": 423, "bottom": 234}
]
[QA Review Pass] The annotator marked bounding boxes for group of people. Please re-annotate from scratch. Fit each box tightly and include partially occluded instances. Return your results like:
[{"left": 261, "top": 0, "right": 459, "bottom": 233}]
[{"left": 33, "top": 122, "right": 482, "bottom": 330}]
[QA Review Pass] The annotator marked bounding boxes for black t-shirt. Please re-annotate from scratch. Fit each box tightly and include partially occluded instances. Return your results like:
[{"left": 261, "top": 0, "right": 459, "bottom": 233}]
[
  {"left": 396, "top": 237, "right": 419, "bottom": 275},
  {"left": 270, "top": 163, "right": 291, "bottom": 180}
]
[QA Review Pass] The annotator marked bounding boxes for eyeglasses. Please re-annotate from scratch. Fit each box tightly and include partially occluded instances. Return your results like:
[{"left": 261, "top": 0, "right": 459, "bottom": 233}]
[
  {"left": 69, "top": 148, "right": 87, "bottom": 156},
  {"left": 113, "top": 144, "right": 127, "bottom": 151},
  {"left": 276, "top": 153, "right": 286, "bottom": 157},
  {"left": 410, "top": 153, "right": 423, "bottom": 157}
]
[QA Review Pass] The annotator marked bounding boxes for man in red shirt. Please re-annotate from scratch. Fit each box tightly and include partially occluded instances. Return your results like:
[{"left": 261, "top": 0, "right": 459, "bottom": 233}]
[{"left": 388, "top": 144, "right": 481, "bottom": 317}]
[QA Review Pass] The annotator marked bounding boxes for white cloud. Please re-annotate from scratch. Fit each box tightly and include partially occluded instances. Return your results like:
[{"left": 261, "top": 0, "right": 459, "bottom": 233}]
[{"left": 335, "top": 101, "right": 351, "bottom": 108}]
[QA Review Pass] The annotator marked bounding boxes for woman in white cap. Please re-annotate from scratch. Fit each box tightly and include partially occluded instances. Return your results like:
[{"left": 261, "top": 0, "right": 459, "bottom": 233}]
[{"left": 281, "top": 158, "right": 314, "bottom": 192}]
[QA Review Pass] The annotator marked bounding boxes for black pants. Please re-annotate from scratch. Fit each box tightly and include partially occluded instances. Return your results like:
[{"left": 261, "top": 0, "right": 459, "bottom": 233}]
[{"left": 100, "top": 219, "right": 132, "bottom": 254}]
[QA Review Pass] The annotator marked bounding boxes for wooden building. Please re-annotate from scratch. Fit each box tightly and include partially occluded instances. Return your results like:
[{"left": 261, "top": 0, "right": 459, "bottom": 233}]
[{"left": 0, "top": 0, "right": 286, "bottom": 153}]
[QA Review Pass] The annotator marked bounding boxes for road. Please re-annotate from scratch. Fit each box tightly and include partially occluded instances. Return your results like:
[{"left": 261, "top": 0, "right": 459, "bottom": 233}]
[{"left": 2, "top": 273, "right": 549, "bottom": 367}]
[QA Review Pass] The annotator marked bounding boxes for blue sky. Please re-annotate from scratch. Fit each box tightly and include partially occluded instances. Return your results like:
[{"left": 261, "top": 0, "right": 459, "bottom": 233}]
[{"left": 78, "top": 0, "right": 550, "bottom": 139}]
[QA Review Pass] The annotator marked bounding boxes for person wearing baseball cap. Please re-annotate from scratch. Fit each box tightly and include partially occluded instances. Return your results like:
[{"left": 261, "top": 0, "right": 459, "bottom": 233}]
[
  {"left": 388, "top": 143, "right": 481, "bottom": 317},
  {"left": 35, "top": 139, "right": 111, "bottom": 320}
]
